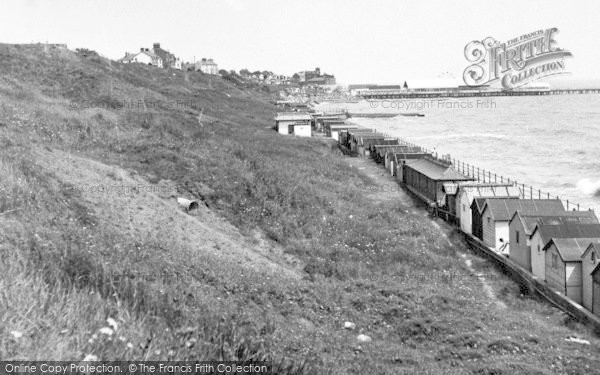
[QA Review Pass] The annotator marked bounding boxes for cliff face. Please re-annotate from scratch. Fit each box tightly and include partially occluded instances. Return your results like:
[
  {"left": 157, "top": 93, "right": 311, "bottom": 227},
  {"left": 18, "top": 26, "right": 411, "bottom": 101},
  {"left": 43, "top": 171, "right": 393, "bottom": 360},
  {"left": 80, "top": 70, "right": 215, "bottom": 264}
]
[{"left": 1, "top": 44, "right": 599, "bottom": 374}]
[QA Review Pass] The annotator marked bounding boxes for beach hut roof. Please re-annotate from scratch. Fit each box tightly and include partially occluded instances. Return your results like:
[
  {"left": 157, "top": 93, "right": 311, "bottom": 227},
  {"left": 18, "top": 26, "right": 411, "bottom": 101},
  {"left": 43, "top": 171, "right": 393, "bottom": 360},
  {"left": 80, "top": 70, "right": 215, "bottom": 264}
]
[
  {"left": 543, "top": 238, "right": 600, "bottom": 261},
  {"left": 481, "top": 198, "right": 565, "bottom": 221},
  {"left": 275, "top": 112, "right": 312, "bottom": 121},
  {"left": 405, "top": 158, "right": 474, "bottom": 181},
  {"left": 511, "top": 210, "right": 599, "bottom": 235},
  {"left": 532, "top": 223, "right": 600, "bottom": 242}
]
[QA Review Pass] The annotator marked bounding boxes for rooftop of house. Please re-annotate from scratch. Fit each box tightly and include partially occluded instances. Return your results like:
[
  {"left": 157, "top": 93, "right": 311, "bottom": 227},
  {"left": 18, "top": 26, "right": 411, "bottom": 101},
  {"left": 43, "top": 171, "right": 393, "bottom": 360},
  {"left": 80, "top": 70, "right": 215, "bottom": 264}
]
[
  {"left": 118, "top": 49, "right": 161, "bottom": 63},
  {"left": 118, "top": 53, "right": 137, "bottom": 63},
  {"left": 544, "top": 238, "right": 600, "bottom": 261},
  {"left": 152, "top": 43, "right": 175, "bottom": 58},
  {"left": 478, "top": 198, "right": 565, "bottom": 221},
  {"left": 405, "top": 158, "right": 473, "bottom": 182}
]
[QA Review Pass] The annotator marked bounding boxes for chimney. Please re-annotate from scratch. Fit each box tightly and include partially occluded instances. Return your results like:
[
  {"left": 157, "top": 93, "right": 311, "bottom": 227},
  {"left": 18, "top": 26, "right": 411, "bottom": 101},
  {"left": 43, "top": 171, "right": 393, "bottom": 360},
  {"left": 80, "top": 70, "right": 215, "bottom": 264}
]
[
  {"left": 153, "top": 43, "right": 160, "bottom": 49},
  {"left": 125, "top": 52, "right": 129, "bottom": 56},
  {"left": 140, "top": 47, "right": 144, "bottom": 52}
]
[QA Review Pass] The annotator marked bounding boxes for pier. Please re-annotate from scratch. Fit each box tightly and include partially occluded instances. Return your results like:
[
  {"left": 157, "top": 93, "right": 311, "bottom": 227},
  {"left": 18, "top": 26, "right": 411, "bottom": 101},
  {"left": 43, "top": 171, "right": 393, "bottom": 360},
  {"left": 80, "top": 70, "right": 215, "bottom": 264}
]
[{"left": 359, "top": 88, "right": 600, "bottom": 100}]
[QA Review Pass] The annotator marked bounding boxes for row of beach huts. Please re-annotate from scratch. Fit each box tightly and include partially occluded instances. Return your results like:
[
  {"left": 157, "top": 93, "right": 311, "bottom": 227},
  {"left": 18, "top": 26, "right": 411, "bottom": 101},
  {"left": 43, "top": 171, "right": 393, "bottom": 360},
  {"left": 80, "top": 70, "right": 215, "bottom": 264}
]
[{"left": 274, "top": 111, "right": 600, "bottom": 320}]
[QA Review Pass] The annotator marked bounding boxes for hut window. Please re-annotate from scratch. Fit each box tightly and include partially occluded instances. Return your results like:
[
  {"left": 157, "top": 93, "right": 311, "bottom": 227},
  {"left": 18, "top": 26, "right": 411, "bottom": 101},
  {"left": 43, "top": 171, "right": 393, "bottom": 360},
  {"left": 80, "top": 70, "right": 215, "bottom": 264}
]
[
  {"left": 592, "top": 251, "right": 596, "bottom": 263},
  {"left": 487, "top": 217, "right": 490, "bottom": 224},
  {"left": 552, "top": 253, "right": 558, "bottom": 269},
  {"left": 463, "top": 204, "right": 466, "bottom": 212},
  {"left": 516, "top": 231, "right": 520, "bottom": 244},
  {"left": 537, "top": 244, "right": 540, "bottom": 253}
]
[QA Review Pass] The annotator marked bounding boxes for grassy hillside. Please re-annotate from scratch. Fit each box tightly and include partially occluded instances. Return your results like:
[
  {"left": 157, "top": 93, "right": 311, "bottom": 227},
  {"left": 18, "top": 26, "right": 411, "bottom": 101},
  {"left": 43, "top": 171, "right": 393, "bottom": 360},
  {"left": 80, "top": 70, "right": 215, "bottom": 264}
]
[{"left": 1, "top": 44, "right": 599, "bottom": 374}]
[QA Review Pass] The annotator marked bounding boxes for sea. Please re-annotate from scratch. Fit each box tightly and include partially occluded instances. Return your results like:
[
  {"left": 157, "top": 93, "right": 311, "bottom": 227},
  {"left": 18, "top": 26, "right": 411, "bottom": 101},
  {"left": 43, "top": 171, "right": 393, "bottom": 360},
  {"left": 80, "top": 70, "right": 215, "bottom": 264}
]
[{"left": 315, "top": 94, "right": 600, "bottom": 212}]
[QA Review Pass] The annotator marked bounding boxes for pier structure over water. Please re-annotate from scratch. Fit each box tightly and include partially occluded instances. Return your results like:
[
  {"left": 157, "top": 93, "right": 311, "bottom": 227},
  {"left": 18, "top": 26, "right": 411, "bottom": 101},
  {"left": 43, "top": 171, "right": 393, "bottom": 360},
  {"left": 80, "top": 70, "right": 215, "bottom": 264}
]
[{"left": 359, "top": 88, "right": 600, "bottom": 99}]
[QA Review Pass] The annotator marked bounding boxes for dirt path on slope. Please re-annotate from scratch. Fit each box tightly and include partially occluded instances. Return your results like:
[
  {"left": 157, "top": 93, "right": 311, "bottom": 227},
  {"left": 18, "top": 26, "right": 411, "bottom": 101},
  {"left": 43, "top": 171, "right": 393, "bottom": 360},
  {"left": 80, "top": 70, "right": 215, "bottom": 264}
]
[
  {"left": 344, "top": 156, "right": 506, "bottom": 308},
  {"left": 343, "top": 157, "right": 417, "bottom": 209},
  {"left": 33, "top": 147, "right": 302, "bottom": 280}
]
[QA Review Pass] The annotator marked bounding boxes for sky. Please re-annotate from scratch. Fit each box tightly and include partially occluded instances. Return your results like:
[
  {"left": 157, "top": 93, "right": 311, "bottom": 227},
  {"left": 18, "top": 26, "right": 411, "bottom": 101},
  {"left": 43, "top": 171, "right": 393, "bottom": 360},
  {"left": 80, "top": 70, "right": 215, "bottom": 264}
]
[{"left": 1, "top": 0, "right": 600, "bottom": 86}]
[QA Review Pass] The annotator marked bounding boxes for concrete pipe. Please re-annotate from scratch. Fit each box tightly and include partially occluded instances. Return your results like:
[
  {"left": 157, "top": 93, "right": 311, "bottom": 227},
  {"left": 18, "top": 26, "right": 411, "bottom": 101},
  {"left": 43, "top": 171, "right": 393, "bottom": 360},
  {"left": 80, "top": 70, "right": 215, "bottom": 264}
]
[{"left": 177, "top": 197, "right": 199, "bottom": 212}]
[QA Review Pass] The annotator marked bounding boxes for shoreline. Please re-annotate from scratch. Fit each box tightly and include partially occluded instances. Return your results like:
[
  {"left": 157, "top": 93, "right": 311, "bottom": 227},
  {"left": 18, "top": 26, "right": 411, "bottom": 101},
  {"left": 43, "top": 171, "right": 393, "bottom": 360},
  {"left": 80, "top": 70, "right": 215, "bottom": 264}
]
[{"left": 315, "top": 97, "right": 600, "bottom": 212}]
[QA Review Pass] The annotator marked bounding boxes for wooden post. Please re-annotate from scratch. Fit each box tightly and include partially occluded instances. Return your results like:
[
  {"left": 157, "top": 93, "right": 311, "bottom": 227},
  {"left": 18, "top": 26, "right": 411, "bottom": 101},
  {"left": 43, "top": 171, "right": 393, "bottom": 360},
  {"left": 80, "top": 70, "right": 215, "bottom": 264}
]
[
  {"left": 566, "top": 200, "right": 569, "bottom": 210},
  {"left": 530, "top": 186, "right": 533, "bottom": 199}
]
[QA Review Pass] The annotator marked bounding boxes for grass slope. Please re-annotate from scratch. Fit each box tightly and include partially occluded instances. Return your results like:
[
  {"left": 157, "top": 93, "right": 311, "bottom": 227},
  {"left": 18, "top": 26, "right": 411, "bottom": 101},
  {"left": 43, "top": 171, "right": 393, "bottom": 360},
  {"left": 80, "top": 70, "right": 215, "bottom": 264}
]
[{"left": 0, "top": 44, "right": 599, "bottom": 374}]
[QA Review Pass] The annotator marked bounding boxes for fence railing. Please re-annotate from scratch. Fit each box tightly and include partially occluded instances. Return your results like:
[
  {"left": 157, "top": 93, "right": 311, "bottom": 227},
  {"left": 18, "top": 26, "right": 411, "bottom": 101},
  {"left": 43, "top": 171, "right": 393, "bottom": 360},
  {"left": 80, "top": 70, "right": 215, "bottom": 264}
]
[{"left": 377, "top": 132, "right": 590, "bottom": 211}]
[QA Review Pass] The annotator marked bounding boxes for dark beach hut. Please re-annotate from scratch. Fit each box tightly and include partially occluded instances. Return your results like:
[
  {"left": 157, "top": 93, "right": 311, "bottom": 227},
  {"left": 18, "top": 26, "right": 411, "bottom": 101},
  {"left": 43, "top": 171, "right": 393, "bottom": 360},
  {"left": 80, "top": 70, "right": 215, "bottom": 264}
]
[{"left": 402, "top": 156, "right": 474, "bottom": 210}]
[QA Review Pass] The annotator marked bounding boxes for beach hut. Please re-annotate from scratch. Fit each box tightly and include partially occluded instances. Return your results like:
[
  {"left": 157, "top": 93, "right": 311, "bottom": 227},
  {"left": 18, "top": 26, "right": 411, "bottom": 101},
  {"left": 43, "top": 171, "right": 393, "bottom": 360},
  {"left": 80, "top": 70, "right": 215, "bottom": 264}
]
[
  {"left": 473, "top": 198, "right": 565, "bottom": 253},
  {"left": 360, "top": 135, "right": 393, "bottom": 157},
  {"left": 449, "top": 183, "right": 520, "bottom": 230},
  {"left": 402, "top": 157, "right": 474, "bottom": 209},
  {"left": 371, "top": 142, "right": 402, "bottom": 164},
  {"left": 385, "top": 147, "right": 422, "bottom": 174},
  {"left": 314, "top": 114, "right": 346, "bottom": 132},
  {"left": 509, "top": 211, "right": 599, "bottom": 272},
  {"left": 328, "top": 123, "right": 359, "bottom": 141},
  {"left": 275, "top": 112, "right": 313, "bottom": 137},
  {"left": 544, "top": 238, "right": 600, "bottom": 304},
  {"left": 347, "top": 129, "right": 377, "bottom": 154},
  {"left": 393, "top": 151, "right": 430, "bottom": 179},
  {"left": 582, "top": 242, "right": 600, "bottom": 315},
  {"left": 530, "top": 223, "right": 600, "bottom": 280},
  {"left": 354, "top": 134, "right": 387, "bottom": 156}
]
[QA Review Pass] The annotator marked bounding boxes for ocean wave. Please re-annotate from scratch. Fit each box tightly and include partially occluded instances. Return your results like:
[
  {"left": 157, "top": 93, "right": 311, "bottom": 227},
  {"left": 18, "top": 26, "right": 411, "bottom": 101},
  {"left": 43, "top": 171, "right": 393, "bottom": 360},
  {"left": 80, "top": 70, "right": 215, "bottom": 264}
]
[{"left": 576, "top": 178, "right": 600, "bottom": 197}]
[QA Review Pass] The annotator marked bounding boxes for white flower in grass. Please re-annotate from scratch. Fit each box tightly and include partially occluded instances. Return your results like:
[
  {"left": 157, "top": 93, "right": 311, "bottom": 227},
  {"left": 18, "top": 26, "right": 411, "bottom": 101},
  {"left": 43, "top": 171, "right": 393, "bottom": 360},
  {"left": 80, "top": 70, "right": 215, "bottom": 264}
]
[
  {"left": 106, "top": 317, "right": 118, "bottom": 331},
  {"left": 99, "top": 327, "right": 114, "bottom": 336},
  {"left": 127, "top": 342, "right": 133, "bottom": 349},
  {"left": 10, "top": 331, "right": 23, "bottom": 339},
  {"left": 82, "top": 354, "right": 98, "bottom": 361}
]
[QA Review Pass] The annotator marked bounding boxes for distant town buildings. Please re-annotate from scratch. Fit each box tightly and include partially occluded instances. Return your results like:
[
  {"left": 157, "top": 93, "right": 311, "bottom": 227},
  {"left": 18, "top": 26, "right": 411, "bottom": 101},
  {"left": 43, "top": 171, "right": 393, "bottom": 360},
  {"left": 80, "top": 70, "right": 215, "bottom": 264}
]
[
  {"left": 118, "top": 43, "right": 220, "bottom": 74},
  {"left": 118, "top": 48, "right": 164, "bottom": 68},
  {"left": 151, "top": 43, "right": 181, "bottom": 70},
  {"left": 196, "top": 58, "right": 219, "bottom": 75},
  {"left": 118, "top": 43, "right": 181, "bottom": 69},
  {"left": 295, "top": 67, "right": 336, "bottom": 86}
]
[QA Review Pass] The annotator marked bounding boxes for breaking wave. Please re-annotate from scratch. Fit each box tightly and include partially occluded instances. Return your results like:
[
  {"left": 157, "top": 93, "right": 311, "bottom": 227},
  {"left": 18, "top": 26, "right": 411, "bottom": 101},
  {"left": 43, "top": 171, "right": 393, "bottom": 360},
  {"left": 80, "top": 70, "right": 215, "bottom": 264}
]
[{"left": 576, "top": 178, "right": 600, "bottom": 197}]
